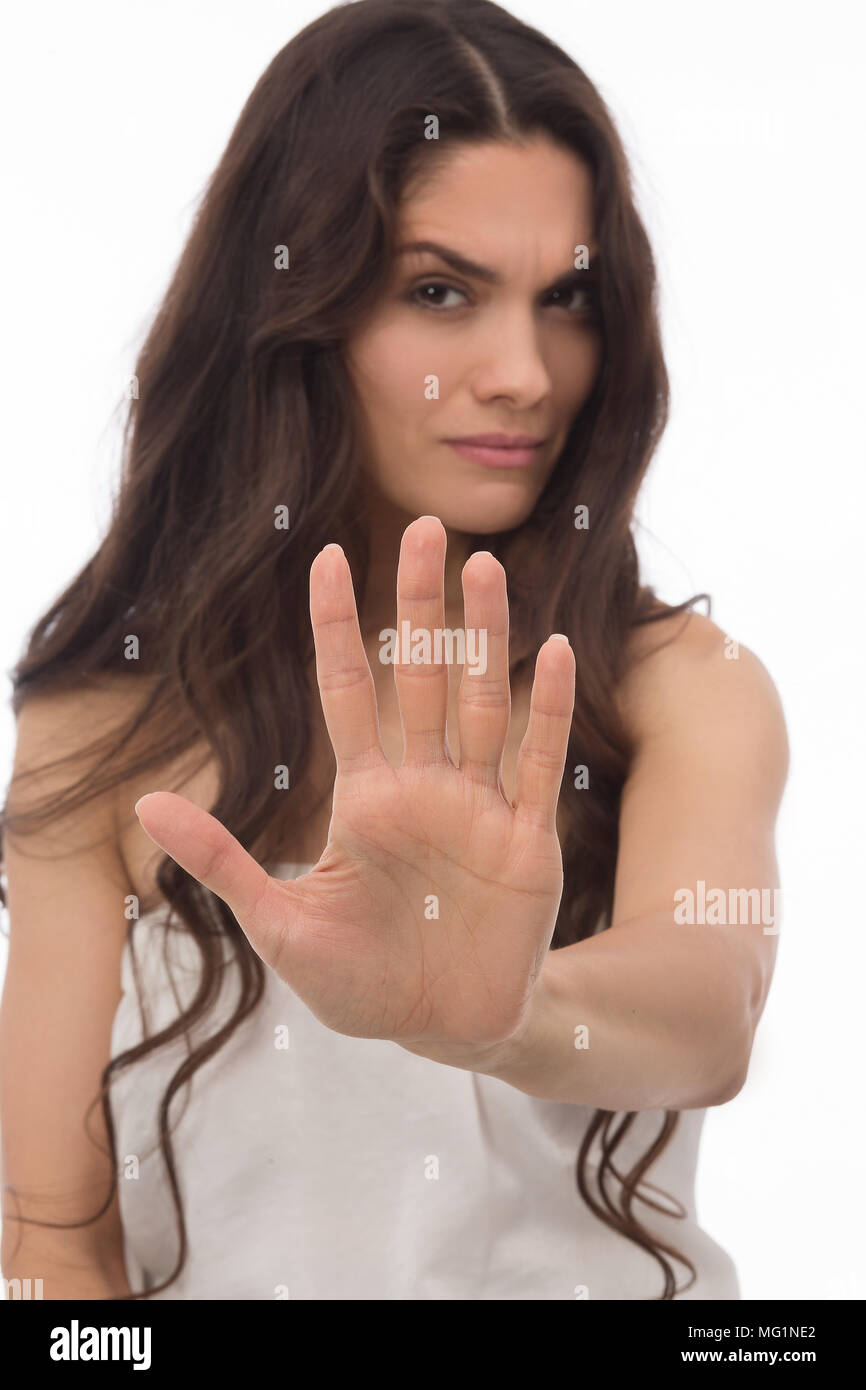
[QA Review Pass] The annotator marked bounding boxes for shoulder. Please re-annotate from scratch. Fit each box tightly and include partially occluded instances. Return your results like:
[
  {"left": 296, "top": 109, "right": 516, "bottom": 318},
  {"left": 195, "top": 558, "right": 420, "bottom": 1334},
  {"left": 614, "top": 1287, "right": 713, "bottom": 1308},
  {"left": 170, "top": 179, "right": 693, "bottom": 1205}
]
[
  {"left": 10, "top": 676, "right": 149, "bottom": 785},
  {"left": 616, "top": 605, "right": 789, "bottom": 799},
  {"left": 10, "top": 674, "right": 161, "bottom": 771},
  {"left": 12, "top": 673, "right": 153, "bottom": 738},
  {"left": 7, "top": 675, "right": 167, "bottom": 847},
  {"left": 6, "top": 675, "right": 219, "bottom": 912}
]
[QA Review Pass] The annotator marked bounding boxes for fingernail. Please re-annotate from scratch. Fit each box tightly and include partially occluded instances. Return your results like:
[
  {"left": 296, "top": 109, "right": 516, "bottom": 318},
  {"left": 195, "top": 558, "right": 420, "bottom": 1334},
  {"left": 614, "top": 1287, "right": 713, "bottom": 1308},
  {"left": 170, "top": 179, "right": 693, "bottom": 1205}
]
[{"left": 550, "top": 633, "right": 569, "bottom": 643}]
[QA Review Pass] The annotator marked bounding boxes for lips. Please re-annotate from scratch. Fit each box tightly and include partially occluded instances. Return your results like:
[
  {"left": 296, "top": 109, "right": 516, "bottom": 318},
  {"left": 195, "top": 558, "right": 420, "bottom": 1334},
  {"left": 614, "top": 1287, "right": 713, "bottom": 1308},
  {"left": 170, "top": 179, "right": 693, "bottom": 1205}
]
[
  {"left": 446, "top": 433, "right": 545, "bottom": 448},
  {"left": 444, "top": 433, "right": 546, "bottom": 469}
]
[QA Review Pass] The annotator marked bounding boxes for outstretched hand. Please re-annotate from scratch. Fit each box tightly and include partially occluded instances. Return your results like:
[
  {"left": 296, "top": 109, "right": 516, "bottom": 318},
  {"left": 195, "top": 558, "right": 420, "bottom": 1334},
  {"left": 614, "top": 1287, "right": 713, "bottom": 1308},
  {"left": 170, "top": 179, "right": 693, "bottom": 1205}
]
[{"left": 134, "top": 515, "right": 575, "bottom": 1058}]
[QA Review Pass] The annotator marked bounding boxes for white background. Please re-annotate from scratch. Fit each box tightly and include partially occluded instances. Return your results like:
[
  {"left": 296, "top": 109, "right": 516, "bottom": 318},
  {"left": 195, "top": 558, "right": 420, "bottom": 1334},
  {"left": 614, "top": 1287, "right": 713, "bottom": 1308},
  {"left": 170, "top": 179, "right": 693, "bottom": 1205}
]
[{"left": 1, "top": 0, "right": 863, "bottom": 1300}]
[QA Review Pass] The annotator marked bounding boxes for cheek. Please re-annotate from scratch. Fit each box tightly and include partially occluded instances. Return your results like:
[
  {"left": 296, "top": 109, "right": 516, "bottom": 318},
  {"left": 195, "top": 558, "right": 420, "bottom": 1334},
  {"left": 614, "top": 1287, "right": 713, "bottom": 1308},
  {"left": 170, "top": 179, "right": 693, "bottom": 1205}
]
[
  {"left": 552, "top": 332, "right": 602, "bottom": 407},
  {"left": 356, "top": 335, "right": 433, "bottom": 440}
]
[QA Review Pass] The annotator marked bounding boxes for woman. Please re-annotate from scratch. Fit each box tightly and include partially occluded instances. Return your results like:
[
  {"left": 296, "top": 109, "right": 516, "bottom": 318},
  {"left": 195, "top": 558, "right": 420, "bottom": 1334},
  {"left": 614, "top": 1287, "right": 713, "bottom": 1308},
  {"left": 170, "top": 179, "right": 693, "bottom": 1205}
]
[{"left": 0, "top": 0, "right": 788, "bottom": 1301}]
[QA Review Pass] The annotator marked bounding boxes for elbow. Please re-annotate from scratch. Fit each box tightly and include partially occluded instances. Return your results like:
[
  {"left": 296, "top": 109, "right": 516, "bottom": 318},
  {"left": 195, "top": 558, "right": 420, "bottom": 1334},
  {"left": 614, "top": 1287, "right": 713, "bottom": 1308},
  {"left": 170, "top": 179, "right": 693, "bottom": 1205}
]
[
  {"left": 701, "top": 940, "right": 766, "bottom": 1108},
  {"left": 679, "top": 1003, "right": 754, "bottom": 1110},
  {"left": 703, "top": 1027, "right": 753, "bottom": 1107},
  {"left": 705, "top": 1059, "right": 749, "bottom": 1107}
]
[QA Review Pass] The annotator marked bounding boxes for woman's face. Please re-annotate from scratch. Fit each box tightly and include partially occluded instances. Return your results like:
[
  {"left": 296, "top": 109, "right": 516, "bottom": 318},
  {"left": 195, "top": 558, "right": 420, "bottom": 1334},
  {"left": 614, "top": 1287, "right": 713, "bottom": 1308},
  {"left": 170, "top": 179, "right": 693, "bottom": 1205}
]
[{"left": 344, "top": 134, "right": 602, "bottom": 535}]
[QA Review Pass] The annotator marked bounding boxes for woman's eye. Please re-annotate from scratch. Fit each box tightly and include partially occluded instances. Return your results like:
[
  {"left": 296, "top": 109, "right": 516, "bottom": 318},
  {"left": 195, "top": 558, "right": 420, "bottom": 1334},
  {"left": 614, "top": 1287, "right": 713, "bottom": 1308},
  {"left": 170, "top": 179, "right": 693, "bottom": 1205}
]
[
  {"left": 409, "top": 281, "right": 468, "bottom": 311},
  {"left": 546, "top": 282, "right": 599, "bottom": 316},
  {"left": 408, "top": 279, "right": 600, "bottom": 316}
]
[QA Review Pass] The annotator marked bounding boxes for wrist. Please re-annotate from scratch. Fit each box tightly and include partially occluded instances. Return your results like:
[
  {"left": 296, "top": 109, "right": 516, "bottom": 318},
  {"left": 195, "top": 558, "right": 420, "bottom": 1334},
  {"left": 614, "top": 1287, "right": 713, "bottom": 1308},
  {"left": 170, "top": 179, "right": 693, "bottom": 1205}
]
[
  {"left": 395, "top": 962, "right": 559, "bottom": 1079},
  {"left": 476, "top": 957, "right": 560, "bottom": 1086}
]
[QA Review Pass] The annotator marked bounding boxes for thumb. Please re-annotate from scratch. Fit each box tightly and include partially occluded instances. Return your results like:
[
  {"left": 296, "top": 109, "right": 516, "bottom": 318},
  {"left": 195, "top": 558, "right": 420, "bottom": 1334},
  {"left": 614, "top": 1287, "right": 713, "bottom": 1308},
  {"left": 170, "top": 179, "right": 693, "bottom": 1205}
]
[{"left": 134, "top": 790, "right": 271, "bottom": 928}]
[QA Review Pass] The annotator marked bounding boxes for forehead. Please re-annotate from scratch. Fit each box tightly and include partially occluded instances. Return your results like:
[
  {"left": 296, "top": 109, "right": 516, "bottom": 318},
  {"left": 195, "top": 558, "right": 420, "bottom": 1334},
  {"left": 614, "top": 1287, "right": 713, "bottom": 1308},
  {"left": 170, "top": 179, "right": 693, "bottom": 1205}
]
[{"left": 398, "top": 136, "right": 596, "bottom": 266}]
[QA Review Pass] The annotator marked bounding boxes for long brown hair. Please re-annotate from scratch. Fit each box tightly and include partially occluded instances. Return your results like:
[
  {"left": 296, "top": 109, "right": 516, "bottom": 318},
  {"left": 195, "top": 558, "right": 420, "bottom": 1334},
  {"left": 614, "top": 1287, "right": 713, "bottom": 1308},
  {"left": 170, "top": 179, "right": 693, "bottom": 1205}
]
[{"left": 1, "top": 0, "right": 710, "bottom": 1299}]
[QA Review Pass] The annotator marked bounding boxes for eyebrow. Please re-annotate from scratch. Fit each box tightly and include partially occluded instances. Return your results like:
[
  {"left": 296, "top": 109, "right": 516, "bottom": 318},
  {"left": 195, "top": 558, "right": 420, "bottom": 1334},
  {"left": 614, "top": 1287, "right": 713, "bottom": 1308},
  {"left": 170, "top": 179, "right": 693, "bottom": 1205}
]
[{"left": 395, "top": 239, "right": 600, "bottom": 287}]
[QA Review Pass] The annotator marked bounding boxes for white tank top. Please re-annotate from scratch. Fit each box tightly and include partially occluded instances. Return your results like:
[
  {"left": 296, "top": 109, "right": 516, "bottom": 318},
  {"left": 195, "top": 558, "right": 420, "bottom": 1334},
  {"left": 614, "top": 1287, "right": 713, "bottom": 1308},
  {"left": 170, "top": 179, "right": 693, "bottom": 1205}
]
[{"left": 110, "top": 861, "right": 740, "bottom": 1300}]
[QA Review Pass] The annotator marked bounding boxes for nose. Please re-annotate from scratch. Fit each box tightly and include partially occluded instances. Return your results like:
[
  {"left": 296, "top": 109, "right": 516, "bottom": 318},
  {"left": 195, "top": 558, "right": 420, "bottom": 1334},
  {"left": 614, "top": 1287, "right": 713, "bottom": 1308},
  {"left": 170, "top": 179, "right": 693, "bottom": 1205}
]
[{"left": 468, "top": 307, "right": 553, "bottom": 408}]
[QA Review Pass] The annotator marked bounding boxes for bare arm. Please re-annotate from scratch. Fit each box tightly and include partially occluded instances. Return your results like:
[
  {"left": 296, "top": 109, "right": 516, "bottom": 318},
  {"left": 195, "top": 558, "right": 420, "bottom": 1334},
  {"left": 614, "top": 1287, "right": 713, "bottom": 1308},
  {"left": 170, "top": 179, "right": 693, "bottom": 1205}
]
[
  {"left": 470, "top": 615, "right": 789, "bottom": 1109},
  {"left": 1, "top": 689, "right": 138, "bottom": 1299}
]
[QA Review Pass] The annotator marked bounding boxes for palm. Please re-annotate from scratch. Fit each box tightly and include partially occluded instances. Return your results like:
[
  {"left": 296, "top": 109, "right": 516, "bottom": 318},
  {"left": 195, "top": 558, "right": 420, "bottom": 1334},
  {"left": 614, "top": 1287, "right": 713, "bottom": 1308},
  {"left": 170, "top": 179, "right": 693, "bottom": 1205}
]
[
  {"left": 135, "top": 517, "right": 575, "bottom": 1051},
  {"left": 276, "top": 757, "right": 564, "bottom": 1042}
]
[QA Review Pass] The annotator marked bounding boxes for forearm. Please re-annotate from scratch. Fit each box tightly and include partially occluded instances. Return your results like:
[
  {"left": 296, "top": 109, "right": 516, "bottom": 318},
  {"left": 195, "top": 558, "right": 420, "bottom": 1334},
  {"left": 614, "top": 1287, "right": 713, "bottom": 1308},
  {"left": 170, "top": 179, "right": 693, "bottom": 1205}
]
[
  {"left": 2, "top": 1259, "right": 133, "bottom": 1300},
  {"left": 2, "top": 1229, "right": 133, "bottom": 1301},
  {"left": 477, "top": 915, "right": 759, "bottom": 1110}
]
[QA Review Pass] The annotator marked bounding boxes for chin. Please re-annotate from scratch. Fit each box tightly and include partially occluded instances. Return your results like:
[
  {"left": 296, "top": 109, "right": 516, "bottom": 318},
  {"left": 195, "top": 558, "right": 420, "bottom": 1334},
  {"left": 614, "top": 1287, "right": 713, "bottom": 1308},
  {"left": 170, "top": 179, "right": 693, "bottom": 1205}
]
[{"left": 403, "top": 489, "right": 540, "bottom": 536}]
